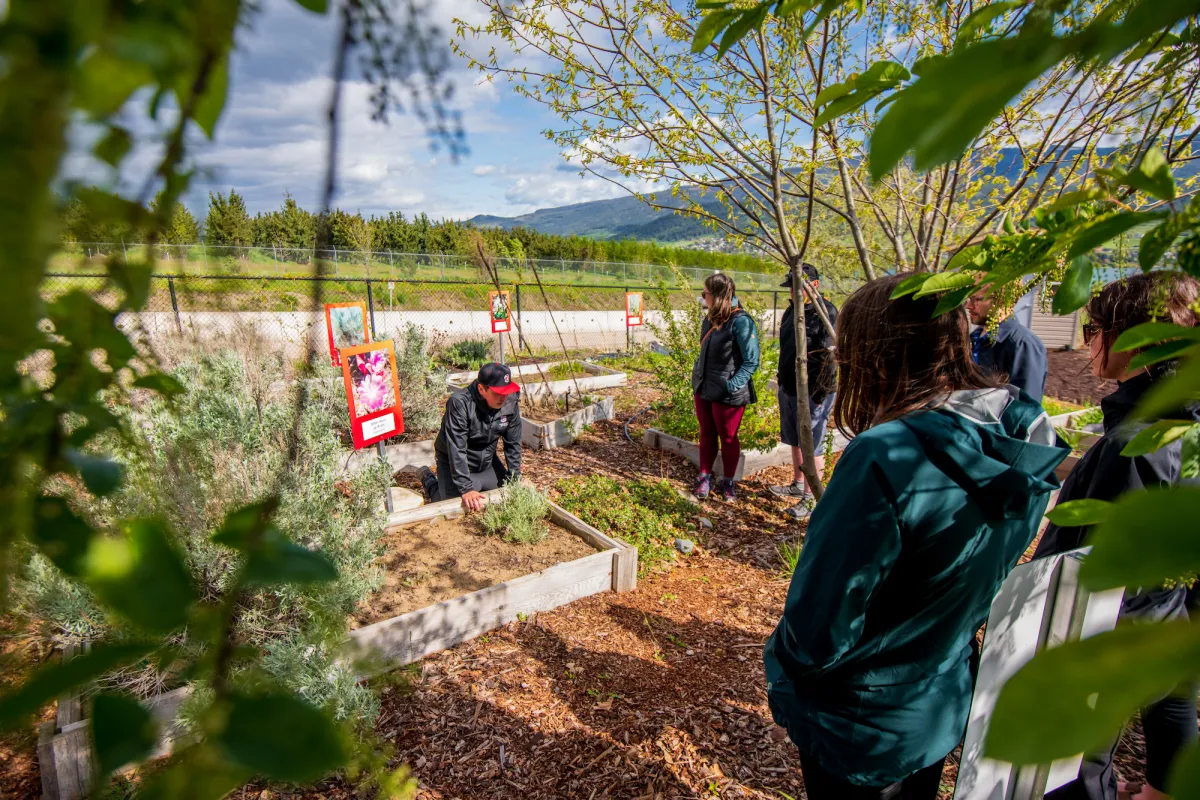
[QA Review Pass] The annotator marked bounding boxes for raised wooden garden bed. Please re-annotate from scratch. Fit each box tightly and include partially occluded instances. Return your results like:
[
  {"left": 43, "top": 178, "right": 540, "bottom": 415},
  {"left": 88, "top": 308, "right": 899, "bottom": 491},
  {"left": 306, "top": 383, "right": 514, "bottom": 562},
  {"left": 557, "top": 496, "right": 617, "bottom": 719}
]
[
  {"left": 344, "top": 438, "right": 437, "bottom": 473},
  {"left": 447, "top": 361, "right": 627, "bottom": 397},
  {"left": 521, "top": 395, "right": 616, "bottom": 451},
  {"left": 641, "top": 427, "right": 795, "bottom": 480},
  {"left": 346, "top": 488, "right": 637, "bottom": 672}
]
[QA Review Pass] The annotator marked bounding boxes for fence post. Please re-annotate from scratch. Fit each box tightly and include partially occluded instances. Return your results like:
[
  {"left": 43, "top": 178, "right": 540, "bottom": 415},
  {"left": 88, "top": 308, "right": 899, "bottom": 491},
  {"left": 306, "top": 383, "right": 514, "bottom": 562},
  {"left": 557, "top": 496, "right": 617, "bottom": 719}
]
[
  {"left": 389, "top": 250, "right": 394, "bottom": 280},
  {"left": 366, "top": 280, "right": 377, "bottom": 339},
  {"left": 333, "top": 246, "right": 339, "bottom": 277},
  {"left": 201, "top": 242, "right": 208, "bottom": 270},
  {"left": 168, "top": 277, "right": 183, "bottom": 335},
  {"left": 625, "top": 285, "right": 631, "bottom": 352},
  {"left": 515, "top": 284, "right": 524, "bottom": 350},
  {"left": 440, "top": 253, "right": 445, "bottom": 280}
]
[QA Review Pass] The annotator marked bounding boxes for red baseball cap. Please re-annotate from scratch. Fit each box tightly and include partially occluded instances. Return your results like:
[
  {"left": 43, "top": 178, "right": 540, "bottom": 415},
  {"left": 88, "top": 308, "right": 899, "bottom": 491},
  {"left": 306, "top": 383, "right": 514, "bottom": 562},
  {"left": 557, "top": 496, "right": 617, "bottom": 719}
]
[{"left": 478, "top": 362, "right": 521, "bottom": 395}]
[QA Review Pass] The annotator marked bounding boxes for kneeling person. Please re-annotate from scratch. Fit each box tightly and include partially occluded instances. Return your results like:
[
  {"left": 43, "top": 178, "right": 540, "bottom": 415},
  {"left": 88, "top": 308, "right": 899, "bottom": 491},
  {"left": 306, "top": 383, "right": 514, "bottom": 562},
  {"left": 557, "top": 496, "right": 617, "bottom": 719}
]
[{"left": 421, "top": 362, "right": 522, "bottom": 511}]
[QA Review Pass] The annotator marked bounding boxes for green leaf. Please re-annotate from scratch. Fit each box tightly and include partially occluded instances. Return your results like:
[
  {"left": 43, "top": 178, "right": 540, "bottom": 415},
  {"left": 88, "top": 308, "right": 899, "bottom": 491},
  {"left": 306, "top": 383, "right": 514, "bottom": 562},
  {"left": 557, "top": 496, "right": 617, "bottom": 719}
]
[
  {"left": 889, "top": 272, "right": 933, "bottom": 299},
  {"left": 216, "top": 693, "right": 347, "bottom": 782},
  {"left": 292, "top": 0, "right": 329, "bottom": 11},
  {"left": 1045, "top": 498, "right": 1113, "bottom": 527},
  {"left": 953, "top": 1, "right": 1026, "bottom": 49},
  {"left": 1169, "top": 743, "right": 1200, "bottom": 798},
  {"left": 913, "top": 270, "right": 977, "bottom": 298},
  {"left": 813, "top": 88, "right": 882, "bottom": 128},
  {"left": 987, "top": 621, "right": 1200, "bottom": 764},
  {"left": 244, "top": 529, "right": 338, "bottom": 585},
  {"left": 815, "top": 78, "right": 856, "bottom": 108},
  {"left": 138, "top": 745, "right": 251, "bottom": 800},
  {"left": 1051, "top": 256, "right": 1093, "bottom": 315},
  {"left": 1182, "top": 424, "right": 1200, "bottom": 480},
  {"left": 76, "top": 50, "right": 155, "bottom": 116},
  {"left": 133, "top": 373, "right": 186, "bottom": 397},
  {"left": 1064, "top": 211, "right": 1168, "bottom": 260},
  {"left": 65, "top": 448, "right": 123, "bottom": 496},
  {"left": 92, "top": 693, "right": 158, "bottom": 775},
  {"left": 93, "top": 126, "right": 133, "bottom": 167},
  {"left": 0, "top": 643, "right": 155, "bottom": 729},
  {"left": 1114, "top": 322, "right": 1200, "bottom": 352},
  {"left": 716, "top": 5, "right": 770, "bottom": 57},
  {"left": 945, "top": 244, "right": 986, "bottom": 271},
  {"left": 210, "top": 499, "right": 279, "bottom": 549},
  {"left": 933, "top": 285, "right": 976, "bottom": 316},
  {"left": 1129, "top": 339, "right": 1199, "bottom": 370},
  {"left": 692, "top": 9, "right": 737, "bottom": 53},
  {"left": 1043, "top": 188, "right": 1106, "bottom": 213},
  {"left": 1133, "top": 356, "right": 1200, "bottom": 420},
  {"left": 1139, "top": 215, "right": 1184, "bottom": 272},
  {"left": 33, "top": 497, "right": 95, "bottom": 576},
  {"left": 49, "top": 290, "right": 138, "bottom": 368},
  {"left": 855, "top": 59, "right": 911, "bottom": 87},
  {"left": 185, "top": 55, "right": 230, "bottom": 139},
  {"left": 86, "top": 519, "right": 196, "bottom": 633},
  {"left": 1080, "top": 485, "right": 1200, "bottom": 590},
  {"left": 1121, "top": 420, "right": 1197, "bottom": 457},
  {"left": 107, "top": 255, "right": 154, "bottom": 310},
  {"left": 1124, "top": 144, "right": 1176, "bottom": 202}
]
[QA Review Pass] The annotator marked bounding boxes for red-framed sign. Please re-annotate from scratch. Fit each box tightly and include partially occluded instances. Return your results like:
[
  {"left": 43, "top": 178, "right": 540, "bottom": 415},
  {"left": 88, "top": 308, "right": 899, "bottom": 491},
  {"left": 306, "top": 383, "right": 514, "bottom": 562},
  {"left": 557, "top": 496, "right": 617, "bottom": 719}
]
[
  {"left": 340, "top": 340, "right": 404, "bottom": 449},
  {"left": 625, "top": 291, "right": 644, "bottom": 327},
  {"left": 489, "top": 290, "right": 512, "bottom": 333},
  {"left": 324, "top": 301, "right": 370, "bottom": 366}
]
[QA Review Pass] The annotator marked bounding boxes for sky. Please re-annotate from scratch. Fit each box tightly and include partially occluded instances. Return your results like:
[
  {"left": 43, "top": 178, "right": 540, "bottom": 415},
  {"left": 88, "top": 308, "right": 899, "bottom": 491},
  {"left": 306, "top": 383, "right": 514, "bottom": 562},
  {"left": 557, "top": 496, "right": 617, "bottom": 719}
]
[{"left": 156, "top": 0, "right": 634, "bottom": 222}]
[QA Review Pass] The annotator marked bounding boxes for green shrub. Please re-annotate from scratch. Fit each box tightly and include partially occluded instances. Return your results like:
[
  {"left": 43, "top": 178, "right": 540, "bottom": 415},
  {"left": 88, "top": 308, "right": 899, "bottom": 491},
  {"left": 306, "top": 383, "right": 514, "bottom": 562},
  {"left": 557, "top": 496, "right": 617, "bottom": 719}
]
[
  {"left": 778, "top": 539, "right": 803, "bottom": 577},
  {"left": 444, "top": 337, "right": 494, "bottom": 369},
  {"left": 554, "top": 475, "right": 696, "bottom": 574},
  {"left": 390, "top": 322, "right": 446, "bottom": 436},
  {"left": 548, "top": 359, "right": 586, "bottom": 380},
  {"left": 1042, "top": 397, "right": 1085, "bottom": 417},
  {"left": 645, "top": 274, "right": 779, "bottom": 452},
  {"left": 15, "top": 349, "right": 387, "bottom": 721},
  {"left": 1073, "top": 406, "right": 1103, "bottom": 427},
  {"left": 479, "top": 483, "right": 551, "bottom": 544}
]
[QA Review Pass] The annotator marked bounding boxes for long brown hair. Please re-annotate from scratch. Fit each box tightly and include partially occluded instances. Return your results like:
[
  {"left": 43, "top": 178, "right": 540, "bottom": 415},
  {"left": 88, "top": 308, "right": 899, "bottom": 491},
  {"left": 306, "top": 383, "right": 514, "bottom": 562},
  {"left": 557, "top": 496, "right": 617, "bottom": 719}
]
[
  {"left": 704, "top": 274, "right": 736, "bottom": 328},
  {"left": 833, "top": 273, "right": 1000, "bottom": 437},
  {"left": 1086, "top": 271, "right": 1200, "bottom": 370}
]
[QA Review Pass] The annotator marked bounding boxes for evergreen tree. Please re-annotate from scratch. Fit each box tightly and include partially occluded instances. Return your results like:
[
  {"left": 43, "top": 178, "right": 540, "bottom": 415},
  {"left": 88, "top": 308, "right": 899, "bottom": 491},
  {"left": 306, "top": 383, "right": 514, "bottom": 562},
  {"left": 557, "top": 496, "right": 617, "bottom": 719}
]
[{"left": 204, "top": 189, "right": 253, "bottom": 248}]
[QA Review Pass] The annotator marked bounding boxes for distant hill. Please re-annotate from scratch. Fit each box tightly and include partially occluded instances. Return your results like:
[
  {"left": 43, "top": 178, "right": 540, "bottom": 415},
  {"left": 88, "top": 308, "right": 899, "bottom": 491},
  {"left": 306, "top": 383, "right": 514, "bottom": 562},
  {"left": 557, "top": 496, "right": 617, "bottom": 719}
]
[{"left": 470, "top": 147, "right": 1200, "bottom": 243}]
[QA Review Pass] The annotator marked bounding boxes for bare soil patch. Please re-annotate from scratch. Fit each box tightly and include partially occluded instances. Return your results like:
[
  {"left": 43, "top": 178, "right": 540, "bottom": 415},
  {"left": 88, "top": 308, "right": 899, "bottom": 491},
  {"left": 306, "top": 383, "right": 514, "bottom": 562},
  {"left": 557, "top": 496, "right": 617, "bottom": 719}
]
[
  {"left": 1046, "top": 349, "right": 1114, "bottom": 406},
  {"left": 351, "top": 515, "right": 597, "bottom": 628}
]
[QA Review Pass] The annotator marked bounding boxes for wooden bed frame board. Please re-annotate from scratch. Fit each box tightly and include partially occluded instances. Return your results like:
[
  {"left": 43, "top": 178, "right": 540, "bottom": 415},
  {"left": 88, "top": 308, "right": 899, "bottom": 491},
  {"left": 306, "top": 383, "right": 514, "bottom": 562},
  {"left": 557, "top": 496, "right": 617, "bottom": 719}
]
[
  {"left": 351, "top": 491, "right": 636, "bottom": 675},
  {"left": 522, "top": 396, "right": 616, "bottom": 451},
  {"left": 344, "top": 438, "right": 436, "bottom": 474},
  {"left": 447, "top": 361, "right": 627, "bottom": 397},
  {"left": 641, "top": 427, "right": 792, "bottom": 480}
]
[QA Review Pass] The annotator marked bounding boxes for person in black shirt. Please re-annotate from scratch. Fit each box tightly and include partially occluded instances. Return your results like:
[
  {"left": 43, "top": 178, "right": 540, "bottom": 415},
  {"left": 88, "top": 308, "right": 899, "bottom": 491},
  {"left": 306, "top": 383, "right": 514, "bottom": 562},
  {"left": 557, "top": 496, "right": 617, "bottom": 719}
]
[
  {"left": 966, "top": 289, "right": 1048, "bottom": 402},
  {"left": 419, "top": 362, "right": 523, "bottom": 511},
  {"left": 1035, "top": 272, "right": 1200, "bottom": 800},
  {"left": 768, "top": 263, "right": 839, "bottom": 520}
]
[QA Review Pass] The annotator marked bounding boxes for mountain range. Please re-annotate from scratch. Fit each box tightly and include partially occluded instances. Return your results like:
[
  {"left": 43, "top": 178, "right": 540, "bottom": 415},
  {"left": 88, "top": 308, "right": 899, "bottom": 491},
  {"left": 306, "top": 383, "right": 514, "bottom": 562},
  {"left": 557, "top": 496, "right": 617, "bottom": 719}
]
[{"left": 469, "top": 147, "right": 1200, "bottom": 243}]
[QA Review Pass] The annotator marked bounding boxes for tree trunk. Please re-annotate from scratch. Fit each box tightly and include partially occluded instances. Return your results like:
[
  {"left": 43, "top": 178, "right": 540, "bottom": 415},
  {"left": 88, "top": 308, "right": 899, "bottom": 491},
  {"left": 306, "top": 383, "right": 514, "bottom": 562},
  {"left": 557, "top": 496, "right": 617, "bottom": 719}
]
[{"left": 790, "top": 259, "right": 824, "bottom": 502}]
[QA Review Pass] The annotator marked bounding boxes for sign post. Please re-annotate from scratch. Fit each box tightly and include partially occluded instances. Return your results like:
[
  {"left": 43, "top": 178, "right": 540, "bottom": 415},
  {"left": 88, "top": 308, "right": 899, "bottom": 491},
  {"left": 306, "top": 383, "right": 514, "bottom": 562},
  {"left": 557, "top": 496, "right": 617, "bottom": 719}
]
[
  {"left": 625, "top": 291, "right": 644, "bottom": 352},
  {"left": 324, "top": 301, "right": 370, "bottom": 367},
  {"left": 489, "top": 290, "right": 512, "bottom": 365}
]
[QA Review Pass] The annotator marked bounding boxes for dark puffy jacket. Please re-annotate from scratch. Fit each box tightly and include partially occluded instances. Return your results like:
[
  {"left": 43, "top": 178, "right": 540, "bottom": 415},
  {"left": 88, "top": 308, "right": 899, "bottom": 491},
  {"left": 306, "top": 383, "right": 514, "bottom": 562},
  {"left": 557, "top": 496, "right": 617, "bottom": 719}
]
[
  {"left": 691, "top": 305, "right": 761, "bottom": 406},
  {"left": 433, "top": 381, "right": 522, "bottom": 496},
  {"left": 778, "top": 295, "right": 838, "bottom": 403}
]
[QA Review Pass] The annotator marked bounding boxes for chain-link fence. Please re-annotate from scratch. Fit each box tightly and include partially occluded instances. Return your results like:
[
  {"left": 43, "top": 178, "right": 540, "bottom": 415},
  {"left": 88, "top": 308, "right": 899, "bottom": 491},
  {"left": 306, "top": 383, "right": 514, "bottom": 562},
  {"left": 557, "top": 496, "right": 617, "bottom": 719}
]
[
  {"left": 55, "top": 242, "right": 790, "bottom": 291},
  {"left": 43, "top": 272, "right": 801, "bottom": 368}
]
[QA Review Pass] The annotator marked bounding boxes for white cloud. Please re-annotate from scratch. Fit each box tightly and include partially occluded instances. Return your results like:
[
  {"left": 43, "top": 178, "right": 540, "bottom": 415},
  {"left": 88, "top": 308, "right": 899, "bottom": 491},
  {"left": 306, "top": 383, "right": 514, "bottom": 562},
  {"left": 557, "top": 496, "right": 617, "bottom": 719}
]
[{"left": 472, "top": 164, "right": 497, "bottom": 176}]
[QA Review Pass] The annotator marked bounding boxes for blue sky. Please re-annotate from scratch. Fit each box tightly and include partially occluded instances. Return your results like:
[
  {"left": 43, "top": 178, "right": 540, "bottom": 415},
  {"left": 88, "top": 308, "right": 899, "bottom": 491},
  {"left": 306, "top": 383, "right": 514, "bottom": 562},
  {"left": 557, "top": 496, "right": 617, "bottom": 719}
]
[{"left": 169, "top": 0, "right": 627, "bottom": 221}]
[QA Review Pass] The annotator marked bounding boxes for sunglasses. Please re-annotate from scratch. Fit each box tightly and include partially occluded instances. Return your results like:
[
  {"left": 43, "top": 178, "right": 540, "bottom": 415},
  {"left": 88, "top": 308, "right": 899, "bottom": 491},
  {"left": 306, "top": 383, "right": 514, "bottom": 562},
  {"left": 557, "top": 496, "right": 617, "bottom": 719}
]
[{"left": 1082, "top": 322, "right": 1101, "bottom": 345}]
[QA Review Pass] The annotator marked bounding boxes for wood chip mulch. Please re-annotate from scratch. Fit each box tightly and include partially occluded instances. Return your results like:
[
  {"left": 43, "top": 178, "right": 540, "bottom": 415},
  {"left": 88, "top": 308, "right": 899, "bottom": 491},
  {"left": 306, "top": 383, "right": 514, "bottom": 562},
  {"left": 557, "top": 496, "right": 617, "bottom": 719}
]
[{"left": 1045, "top": 349, "right": 1114, "bottom": 406}]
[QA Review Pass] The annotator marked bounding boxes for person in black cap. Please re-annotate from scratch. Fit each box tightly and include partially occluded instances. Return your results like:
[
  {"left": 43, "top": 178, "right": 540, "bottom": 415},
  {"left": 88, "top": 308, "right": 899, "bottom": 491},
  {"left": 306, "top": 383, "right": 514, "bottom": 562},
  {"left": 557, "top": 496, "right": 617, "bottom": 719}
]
[
  {"left": 419, "top": 362, "right": 523, "bottom": 511},
  {"left": 769, "top": 263, "right": 839, "bottom": 519}
]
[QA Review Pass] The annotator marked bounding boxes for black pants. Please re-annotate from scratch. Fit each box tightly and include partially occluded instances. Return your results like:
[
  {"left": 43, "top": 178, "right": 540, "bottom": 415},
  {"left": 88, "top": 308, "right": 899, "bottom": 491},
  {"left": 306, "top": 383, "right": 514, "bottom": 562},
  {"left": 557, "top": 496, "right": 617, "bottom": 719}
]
[
  {"left": 425, "top": 454, "right": 508, "bottom": 501},
  {"left": 798, "top": 751, "right": 946, "bottom": 800},
  {"left": 1045, "top": 686, "right": 1199, "bottom": 799}
]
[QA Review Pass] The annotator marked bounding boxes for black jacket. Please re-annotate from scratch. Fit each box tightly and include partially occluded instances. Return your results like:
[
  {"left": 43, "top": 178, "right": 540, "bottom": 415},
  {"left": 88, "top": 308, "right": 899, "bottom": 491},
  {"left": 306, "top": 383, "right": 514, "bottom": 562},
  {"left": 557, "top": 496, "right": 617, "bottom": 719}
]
[
  {"left": 973, "top": 316, "right": 1048, "bottom": 403},
  {"left": 433, "top": 382, "right": 522, "bottom": 496},
  {"left": 1034, "top": 369, "right": 1200, "bottom": 620},
  {"left": 778, "top": 296, "right": 838, "bottom": 404}
]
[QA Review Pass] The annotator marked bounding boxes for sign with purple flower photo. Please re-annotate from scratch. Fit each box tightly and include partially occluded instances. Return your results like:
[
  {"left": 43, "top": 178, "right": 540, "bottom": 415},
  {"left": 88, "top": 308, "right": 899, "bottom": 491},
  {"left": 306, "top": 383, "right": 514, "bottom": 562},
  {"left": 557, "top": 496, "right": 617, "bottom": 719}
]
[{"left": 340, "top": 340, "right": 405, "bottom": 449}]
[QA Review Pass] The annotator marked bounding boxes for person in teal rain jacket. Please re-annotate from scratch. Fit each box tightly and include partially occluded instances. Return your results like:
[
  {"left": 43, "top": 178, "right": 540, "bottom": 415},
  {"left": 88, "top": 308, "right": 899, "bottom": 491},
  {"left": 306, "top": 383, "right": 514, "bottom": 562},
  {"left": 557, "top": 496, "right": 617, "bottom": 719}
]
[{"left": 764, "top": 274, "right": 1068, "bottom": 800}]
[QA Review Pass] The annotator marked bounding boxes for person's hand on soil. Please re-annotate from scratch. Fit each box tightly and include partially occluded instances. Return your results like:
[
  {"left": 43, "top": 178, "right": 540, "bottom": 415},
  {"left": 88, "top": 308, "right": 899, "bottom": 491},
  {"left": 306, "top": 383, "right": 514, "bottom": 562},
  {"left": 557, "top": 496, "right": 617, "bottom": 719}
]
[{"left": 462, "top": 491, "right": 486, "bottom": 512}]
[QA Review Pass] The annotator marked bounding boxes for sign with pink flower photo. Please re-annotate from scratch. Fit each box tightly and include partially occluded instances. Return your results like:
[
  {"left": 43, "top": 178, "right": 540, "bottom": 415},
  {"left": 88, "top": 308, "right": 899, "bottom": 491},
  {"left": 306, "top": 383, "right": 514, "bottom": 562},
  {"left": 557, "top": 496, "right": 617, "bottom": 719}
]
[
  {"left": 340, "top": 340, "right": 405, "bottom": 449},
  {"left": 324, "top": 301, "right": 370, "bottom": 367}
]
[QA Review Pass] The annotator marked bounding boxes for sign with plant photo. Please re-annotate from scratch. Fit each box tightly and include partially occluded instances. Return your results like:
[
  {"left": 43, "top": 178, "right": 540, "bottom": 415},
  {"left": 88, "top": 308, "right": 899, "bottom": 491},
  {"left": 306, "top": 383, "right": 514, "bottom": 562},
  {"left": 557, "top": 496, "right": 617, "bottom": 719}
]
[
  {"left": 489, "top": 290, "right": 512, "bottom": 333},
  {"left": 324, "top": 301, "right": 370, "bottom": 366},
  {"left": 340, "top": 340, "right": 405, "bottom": 448},
  {"left": 626, "top": 291, "right": 644, "bottom": 326}
]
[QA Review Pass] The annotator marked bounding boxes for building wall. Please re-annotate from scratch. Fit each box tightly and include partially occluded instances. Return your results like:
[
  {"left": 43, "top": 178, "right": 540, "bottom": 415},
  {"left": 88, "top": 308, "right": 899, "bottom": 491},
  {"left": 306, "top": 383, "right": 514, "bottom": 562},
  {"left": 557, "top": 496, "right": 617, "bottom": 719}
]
[{"left": 1028, "top": 285, "right": 1080, "bottom": 350}]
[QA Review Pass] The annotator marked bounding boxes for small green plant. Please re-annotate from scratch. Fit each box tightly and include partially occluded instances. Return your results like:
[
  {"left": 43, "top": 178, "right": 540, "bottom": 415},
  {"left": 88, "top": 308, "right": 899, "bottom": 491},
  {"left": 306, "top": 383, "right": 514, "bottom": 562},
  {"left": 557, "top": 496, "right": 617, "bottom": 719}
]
[
  {"left": 659, "top": 593, "right": 678, "bottom": 604},
  {"left": 666, "top": 633, "right": 686, "bottom": 649},
  {"left": 1042, "top": 397, "right": 1086, "bottom": 417},
  {"left": 548, "top": 359, "right": 586, "bottom": 380},
  {"left": 444, "top": 337, "right": 495, "bottom": 369},
  {"left": 555, "top": 476, "right": 696, "bottom": 574},
  {"left": 778, "top": 539, "right": 803, "bottom": 577},
  {"left": 479, "top": 483, "right": 551, "bottom": 544},
  {"left": 1073, "top": 406, "right": 1104, "bottom": 428}
]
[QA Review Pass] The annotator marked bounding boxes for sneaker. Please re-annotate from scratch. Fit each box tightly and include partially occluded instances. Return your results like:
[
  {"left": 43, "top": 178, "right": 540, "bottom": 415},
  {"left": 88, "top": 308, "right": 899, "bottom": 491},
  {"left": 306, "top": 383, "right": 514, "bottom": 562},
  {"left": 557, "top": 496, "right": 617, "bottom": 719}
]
[
  {"left": 693, "top": 472, "right": 714, "bottom": 500},
  {"left": 719, "top": 478, "right": 737, "bottom": 502},
  {"left": 417, "top": 466, "right": 437, "bottom": 503},
  {"left": 769, "top": 481, "right": 811, "bottom": 499},
  {"left": 785, "top": 501, "right": 812, "bottom": 520}
]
